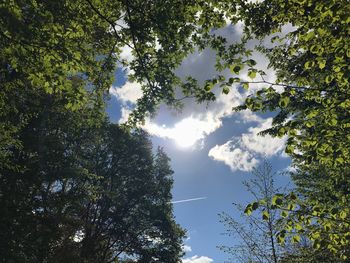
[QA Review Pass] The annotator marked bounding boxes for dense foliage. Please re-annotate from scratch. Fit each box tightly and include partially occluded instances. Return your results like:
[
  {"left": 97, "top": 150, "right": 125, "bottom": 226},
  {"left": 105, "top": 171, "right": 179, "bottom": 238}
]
[
  {"left": 1, "top": 0, "right": 349, "bottom": 262},
  {"left": 0, "top": 0, "right": 229, "bottom": 160},
  {"left": 216, "top": 0, "right": 350, "bottom": 260},
  {"left": 0, "top": 90, "right": 184, "bottom": 263},
  {"left": 0, "top": 1, "right": 204, "bottom": 262}
]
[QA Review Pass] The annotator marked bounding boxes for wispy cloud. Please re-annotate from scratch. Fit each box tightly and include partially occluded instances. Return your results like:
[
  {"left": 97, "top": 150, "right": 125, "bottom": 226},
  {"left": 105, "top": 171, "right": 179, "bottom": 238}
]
[
  {"left": 182, "top": 255, "right": 214, "bottom": 263},
  {"left": 208, "top": 117, "right": 287, "bottom": 172},
  {"left": 172, "top": 197, "right": 207, "bottom": 204}
]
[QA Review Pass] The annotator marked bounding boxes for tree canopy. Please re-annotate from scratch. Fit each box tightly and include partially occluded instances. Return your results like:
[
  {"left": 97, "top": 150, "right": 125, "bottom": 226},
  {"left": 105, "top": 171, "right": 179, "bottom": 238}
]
[
  {"left": 1, "top": 1, "right": 200, "bottom": 260},
  {"left": 216, "top": 0, "right": 350, "bottom": 260},
  {"left": 0, "top": 89, "right": 184, "bottom": 262},
  {"left": 1, "top": 0, "right": 350, "bottom": 261},
  {"left": 0, "top": 0, "right": 229, "bottom": 120}
]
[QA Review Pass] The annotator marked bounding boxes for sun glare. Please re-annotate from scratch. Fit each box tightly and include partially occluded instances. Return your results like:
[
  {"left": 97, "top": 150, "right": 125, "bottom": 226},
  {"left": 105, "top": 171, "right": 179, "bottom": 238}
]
[{"left": 171, "top": 118, "right": 202, "bottom": 148}]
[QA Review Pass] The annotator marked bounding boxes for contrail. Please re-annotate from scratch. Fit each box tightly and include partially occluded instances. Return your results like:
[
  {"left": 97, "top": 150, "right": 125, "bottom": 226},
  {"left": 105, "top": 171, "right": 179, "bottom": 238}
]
[{"left": 171, "top": 197, "right": 207, "bottom": 204}]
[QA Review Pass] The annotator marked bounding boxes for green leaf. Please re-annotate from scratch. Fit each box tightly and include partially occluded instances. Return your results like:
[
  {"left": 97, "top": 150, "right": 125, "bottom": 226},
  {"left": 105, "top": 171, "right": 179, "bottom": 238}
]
[
  {"left": 278, "top": 127, "right": 286, "bottom": 137},
  {"left": 244, "top": 204, "right": 253, "bottom": 215},
  {"left": 272, "top": 196, "right": 283, "bottom": 206},
  {"left": 253, "top": 101, "right": 262, "bottom": 110},
  {"left": 313, "top": 241, "right": 321, "bottom": 249},
  {"left": 332, "top": 65, "right": 341, "bottom": 72},
  {"left": 325, "top": 75, "right": 334, "bottom": 83},
  {"left": 246, "top": 59, "right": 257, "bottom": 66},
  {"left": 304, "top": 61, "right": 314, "bottom": 69},
  {"left": 323, "top": 222, "right": 332, "bottom": 231},
  {"left": 277, "top": 232, "right": 286, "bottom": 244},
  {"left": 212, "top": 78, "right": 219, "bottom": 84},
  {"left": 340, "top": 211, "right": 347, "bottom": 220},
  {"left": 222, "top": 86, "right": 230, "bottom": 94},
  {"left": 281, "top": 210, "right": 288, "bottom": 218},
  {"left": 288, "top": 129, "right": 297, "bottom": 136},
  {"left": 262, "top": 210, "right": 269, "bottom": 221},
  {"left": 318, "top": 60, "right": 326, "bottom": 69},
  {"left": 230, "top": 64, "right": 243, "bottom": 74},
  {"left": 248, "top": 70, "right": 257, "bottom": 79},
  {"left": 310, "top": 45, "right": 324, "bottom": 55},
  {"left": 245, "top": 97, "right": 253, "bottom": 107},
  {"left": 204, "top": 82, "right": 214, "bottom": 91},
  {"left": 305, "top": 121, "right": 315, "bottom": 128},
  {"left": 285, "top": 145, "right": 295, "bottom": 154},
  {"left": 295, "top": 223, "right": 303, "bottom": 231},
  {"left": 228, "top": 77, "right": 240, "bottom": 84},
  {"left": 292, "top": 235, "right": 301, "bottom": 243},
  {"left": 279, "top": 96, "right": 290, "bottom": 107},
  {"left": 242, "top": 82, "right": 249, "bottom": 90},
  {"left": 259, "top": 199, "right": 267, "bottom": 205},
  {"left": 329, "top": 118, "right": 338, "bottom": 126},
  {"left": 287, "top": 203, "right": 296, "bottom": 211}
]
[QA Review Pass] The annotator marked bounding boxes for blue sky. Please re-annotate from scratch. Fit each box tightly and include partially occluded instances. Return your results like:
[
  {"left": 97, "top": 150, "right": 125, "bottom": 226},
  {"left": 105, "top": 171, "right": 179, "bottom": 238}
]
[{"left": 106, "top": 24, "right": 293, "bottom": 263}]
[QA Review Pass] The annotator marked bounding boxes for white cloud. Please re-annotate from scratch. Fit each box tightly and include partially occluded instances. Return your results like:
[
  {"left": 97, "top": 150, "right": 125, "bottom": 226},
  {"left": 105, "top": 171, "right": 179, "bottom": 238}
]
[
  {"left": 118, "top": 107, "right": 132, "bottom": 124},
  {"left": 182, "top": 256, "right": 214, "bottom": 263},
  {"left": 109, "top": 81, "right": 143, "bottom": 104},
  {"left": 208, "top": 117, "right": 287, "bottom": 171},
  {"left": 142, "top": 78, "right": 245, "bottom": 147},
  {"left": 241, "top": 118, "right": 286, "bottom": 156},
  {"left": 143, "top": 115, "right": 221, "bottom": 148},
  {"left": 109, "top": 81, "right": 143, "bottom": 124},
  {"left": 119, "top": 45, "right": 134, "bottom": 64},
  {"left": 236, "top": 110, "right": 264, "bottom": 123},
  {"left": 209, "top": 140, "right": 259, "bottom": 172},
  {"left": 182, "top": 245, "right": 192, "bottom": 253}
]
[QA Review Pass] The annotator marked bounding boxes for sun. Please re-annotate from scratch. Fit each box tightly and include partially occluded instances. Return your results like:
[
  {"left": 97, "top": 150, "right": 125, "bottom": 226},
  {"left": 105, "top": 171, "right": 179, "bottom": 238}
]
[{"left": 171, "top": 118, "right": 202, "bottom": 148}]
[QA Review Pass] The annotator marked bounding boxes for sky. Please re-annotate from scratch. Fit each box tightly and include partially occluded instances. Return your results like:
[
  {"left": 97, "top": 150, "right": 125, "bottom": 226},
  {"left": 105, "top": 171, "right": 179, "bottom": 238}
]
[{"left": 106, "top": 23, "right": 292, "bottom": 263}]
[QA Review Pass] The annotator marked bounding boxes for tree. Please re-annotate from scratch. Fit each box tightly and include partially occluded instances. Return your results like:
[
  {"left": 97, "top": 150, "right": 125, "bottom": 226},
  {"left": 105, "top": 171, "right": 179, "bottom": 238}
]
[
  {"left": 0, "top": 0, "right": 229, "bottom": 118},
  {"left": 0, "top": 0, "right": 115, "bottom": 174},
  {"left": 219, "top": 161, "right": 284, "bottom": 263},
  {"left": 2, "top": 0, "right": 349, "bottom": 260},
  {"left": 1, "top": 2, "right": 235, "bottom": 262},
  {"left": 230, "top": 0, "right": 350, "bottom": 169},
  {"left": 220, "top": 161, "right": 343, "bottom": 263},
  {"left": 279, "top": 241, "right": 338, "bottom": 263},
  {"left": 212, "top": 0, "right": 350, "bottom": 259},
  {"left": 78, "top": 128, "right": 185, "bottom": 263},
  {"left": 0, "top": 89, "right": 105, "bottom": 262},
  {"left": 0, "top": 89, "right": 184, "bottom": 262}
]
